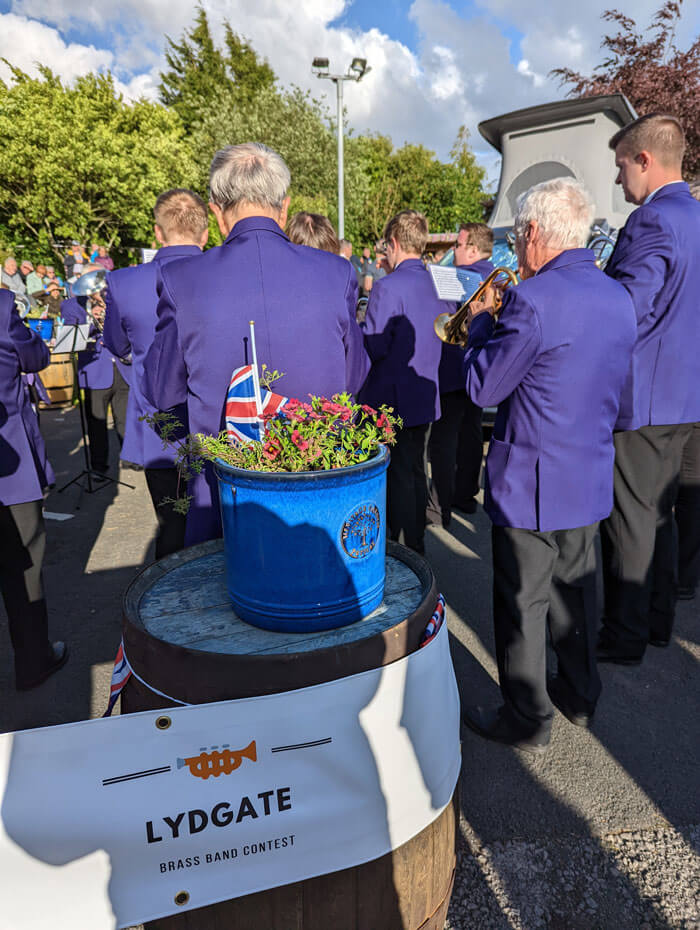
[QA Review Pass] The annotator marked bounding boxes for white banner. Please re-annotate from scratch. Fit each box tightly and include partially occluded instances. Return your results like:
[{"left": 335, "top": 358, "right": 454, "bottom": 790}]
[{"left": 0, "top": 622, "right": 460, "bottom": 929}]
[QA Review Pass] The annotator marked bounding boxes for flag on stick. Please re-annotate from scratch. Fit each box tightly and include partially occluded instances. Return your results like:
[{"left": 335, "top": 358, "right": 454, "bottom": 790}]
[{"left": 226, "top": 365, "right": 287, "bottom": 444}]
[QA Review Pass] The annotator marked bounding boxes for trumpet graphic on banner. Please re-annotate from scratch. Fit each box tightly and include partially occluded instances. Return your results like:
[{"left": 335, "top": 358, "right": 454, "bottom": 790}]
[{"left": 177, "top": 740, "right": 257, "bottom": 779}]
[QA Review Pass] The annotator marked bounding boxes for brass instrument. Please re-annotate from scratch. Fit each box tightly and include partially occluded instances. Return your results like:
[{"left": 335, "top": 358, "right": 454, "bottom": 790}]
[
  {"left": 14, "top": 293, "right": 31, "bottom": 319},
  {"left": 71, "top": 267, "right": 108, "bottom": 333},
  {"left": 434, "top": 267, "right": 519, "bottom": 346},
  {"left": 586, "top": 230, "right": 616, "bottom": 269}
]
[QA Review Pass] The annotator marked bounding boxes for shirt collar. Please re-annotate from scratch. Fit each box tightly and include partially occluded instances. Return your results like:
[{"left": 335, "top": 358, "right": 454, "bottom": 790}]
[{"left": 643, "top": 180, "right": 686, "bottom": 204}]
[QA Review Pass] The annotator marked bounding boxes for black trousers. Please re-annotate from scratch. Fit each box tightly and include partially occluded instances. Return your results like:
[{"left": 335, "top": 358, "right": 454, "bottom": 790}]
[
  {"left": 145, "top": 467, "right": 187, "bottom": 560},
  {"left": 600, "top": 423, "right": 693, "bottom": 652},
  {"left": 427, "top": 390, "right": 466, "bottom": 522},
  {"left": 492, "top": 522, "right": 600, "bottom": 737},
  {"left": 84, "top": 364, "right": 129, "bottom": 470},
  {"left": 675, "top": 422, "right": 700, "bottom": 591},
  {"left": 0, "top": 500, "right": 53, "bottom": 686},
  {"left": 387, "top": 423, "right": 429, "bottom": 553},
  {"left": 454, "top": 396, "right": 483, "bottom": 507}
]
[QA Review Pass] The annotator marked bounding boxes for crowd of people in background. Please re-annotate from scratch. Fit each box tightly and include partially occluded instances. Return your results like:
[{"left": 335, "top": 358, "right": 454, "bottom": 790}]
[{"left": 0, "top": 242, "right": 114, "bottom": 318}]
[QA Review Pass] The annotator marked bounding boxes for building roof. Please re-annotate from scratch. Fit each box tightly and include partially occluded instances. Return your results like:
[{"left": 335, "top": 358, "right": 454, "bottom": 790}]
[{"left": 478, "top": 94, "right": 637, "bottom": 153}]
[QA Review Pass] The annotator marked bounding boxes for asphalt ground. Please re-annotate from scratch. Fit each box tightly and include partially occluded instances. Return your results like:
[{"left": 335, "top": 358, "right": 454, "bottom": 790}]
[{"left": 1, "top": 406, "right": 698, "bottom": 929}]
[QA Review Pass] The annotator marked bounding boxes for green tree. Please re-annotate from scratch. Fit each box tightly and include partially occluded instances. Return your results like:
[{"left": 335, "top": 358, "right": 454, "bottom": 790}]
[
  {"left": 160, "top": 6, "right": 275, "bottom": 133},
  {"left": 345, "top": 128, "right": 486, "bottom": 246},
  {"left": 551, "top": 0, "right": 700, "bottom": 174},
  {"left": 0, "top": 65, "right": 196, "bottom": 262}
]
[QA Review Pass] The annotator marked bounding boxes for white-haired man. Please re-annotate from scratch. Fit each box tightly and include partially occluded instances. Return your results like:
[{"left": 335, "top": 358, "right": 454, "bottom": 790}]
[
  {"left": 460, "top": 178, "right": 636, "bottom": 753},
  {"left": 144, "top": 142, "right": 369, "bottom": 545}
]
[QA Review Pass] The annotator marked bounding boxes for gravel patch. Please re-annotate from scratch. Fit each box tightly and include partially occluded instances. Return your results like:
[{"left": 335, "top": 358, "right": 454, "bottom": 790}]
[{"left": 446, "top": 821, "right": 700, "bottom": 930}]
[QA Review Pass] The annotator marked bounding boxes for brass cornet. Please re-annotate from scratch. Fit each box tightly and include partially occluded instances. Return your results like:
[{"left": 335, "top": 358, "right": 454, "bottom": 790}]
[{"left": 434, "top": 267, "right": 518, "bottom": 346}]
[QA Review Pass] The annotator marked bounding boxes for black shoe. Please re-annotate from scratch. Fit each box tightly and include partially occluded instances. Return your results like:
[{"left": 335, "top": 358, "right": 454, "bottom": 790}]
[
  {"left": 677, "top": 585, "right": 696, "bottom": 601},
  {"left": 453, "top": 499, "right": 477, "bottom": 515},
  {"left": 547, "top": 677, "right": 594, "bottom": 728},
  {"left": 16, "top": 642, "right": 69, "bottom": 691},
  {"left": 462, "top": 704, "right": 549, "bottom": 755},
  {"left": 648, "top": 635, "right": 670, "bottom": 648},
  {"left": 595, "top": 642, "right": 644, "bottom": 666}
]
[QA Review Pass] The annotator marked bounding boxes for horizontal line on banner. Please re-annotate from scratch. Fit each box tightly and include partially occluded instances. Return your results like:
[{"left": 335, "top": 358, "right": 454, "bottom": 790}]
[
  {"left": 271, "top": 738, "right": 333, "bottom": 753},
  {"left": 102, "top": 766, "right": 171, "bottom": 785}
]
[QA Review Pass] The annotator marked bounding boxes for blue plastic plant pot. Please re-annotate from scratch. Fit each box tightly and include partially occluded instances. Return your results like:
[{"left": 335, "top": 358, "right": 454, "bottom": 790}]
[{"left": 214, "top": 445, "right": 389, "bottom": 632}]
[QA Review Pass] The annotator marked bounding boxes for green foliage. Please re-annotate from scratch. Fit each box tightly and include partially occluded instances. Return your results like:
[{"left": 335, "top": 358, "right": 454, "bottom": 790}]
[
  {"left": 0, "top": 7, "right": 487, "bottom": 263},
  {"left": 345, "top": 127, "right": 486, "bottom": 246},
  {"left": 0, "top": 65, "right": 196, "bottom": 262},
  {"left": 144, "top": 395, "right": 401, "bottom": 511},
  {"left": 160, "top": 5, "right": 275, "bottom": 133}
]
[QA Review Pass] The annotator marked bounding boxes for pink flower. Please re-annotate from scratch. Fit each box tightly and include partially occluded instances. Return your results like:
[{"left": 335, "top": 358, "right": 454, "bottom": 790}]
[{"left": 291, "top": 429, "right": 309, "bottom": 452}]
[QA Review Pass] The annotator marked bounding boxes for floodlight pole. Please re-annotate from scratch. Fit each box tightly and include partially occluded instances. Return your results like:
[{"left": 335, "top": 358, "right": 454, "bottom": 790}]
[
  {"left": 312, "top": 60, "right": 370, "bottom": 241},
  {"left": 335, "top": 77, "right": 345, "bottom": 240}
]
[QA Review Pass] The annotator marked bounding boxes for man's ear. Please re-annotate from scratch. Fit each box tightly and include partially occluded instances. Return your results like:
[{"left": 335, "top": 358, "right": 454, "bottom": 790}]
[
  {"left": 278, "top": 195, "right": 291, "bottom": 230},
  {"left": 636, "top": 150, "right": 652, "bottom": 172},
  {"left": 154, "top": 225, "right": 166, "bottom": 247},
  {"left": 199, "top": 228, "right": 209, "bottom": 250},
  {"left": 209, "top": 202, "right": 230, "bottom": 238}
]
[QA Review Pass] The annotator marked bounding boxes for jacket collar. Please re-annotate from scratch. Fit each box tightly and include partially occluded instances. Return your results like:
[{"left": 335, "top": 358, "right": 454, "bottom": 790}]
[
  {"left": 225, "top": 216, "right": 289, "bottom": 245},
  {"left": 645, "top": 180, "right": 689, "bottom": 204},
  {"left": 153, "top": 245, "right": 202, "bottom": 263},
  {"left": 458, "top": 259, "right": 495, "bottom": 278},
  {"left": 394, "top": 258, "right": 425, "bottom": 272},
  {"left": 536, "top": 248, "right": 596, "bottom": 276}
]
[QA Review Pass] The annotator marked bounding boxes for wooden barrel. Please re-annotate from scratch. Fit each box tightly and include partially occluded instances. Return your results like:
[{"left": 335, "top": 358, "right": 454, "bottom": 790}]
[
  {"left": 38, "top": 352, "right": 74, "bottom": 406},
  {"left": 122, "top": 539, "right": 457, "bottom": 930}
]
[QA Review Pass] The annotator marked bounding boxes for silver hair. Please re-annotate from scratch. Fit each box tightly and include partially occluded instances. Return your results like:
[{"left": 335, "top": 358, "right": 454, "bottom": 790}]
[
  {"left": 514, "top": 177, "right": 594, "bottom": 250},
  {"left": 208, "top": 142, "right": 291, "bottom": 212}
]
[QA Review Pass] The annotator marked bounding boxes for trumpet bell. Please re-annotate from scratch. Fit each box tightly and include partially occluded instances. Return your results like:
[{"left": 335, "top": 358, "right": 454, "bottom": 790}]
[{"left": 434, "top": 311, "right": 466, "bottom": 345}]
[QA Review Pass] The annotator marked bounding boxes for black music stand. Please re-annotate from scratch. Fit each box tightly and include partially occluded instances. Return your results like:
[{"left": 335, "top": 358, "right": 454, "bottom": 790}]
[{"left": 56, "top": 324, "right": 134, "bottom": 502}]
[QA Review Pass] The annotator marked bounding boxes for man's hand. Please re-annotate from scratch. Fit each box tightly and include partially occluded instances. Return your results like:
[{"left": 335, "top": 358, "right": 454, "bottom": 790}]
[{"left": 468, "top": 285, "right": 496, "bottom": 324}]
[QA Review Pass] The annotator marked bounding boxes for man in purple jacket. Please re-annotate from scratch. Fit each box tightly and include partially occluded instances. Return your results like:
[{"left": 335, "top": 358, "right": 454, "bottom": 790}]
[
  {"left": 598, "top": 114, "right": 700, "bottom": 663},
  {"left": 359, "top": 209, "right": 449, "bottom": 554},
  {"left": 0, "top": 291, "right": 68, "bottom": 690},
  {"left": 427, "top": 222, "right": 495, "bottom": 528},
  {"left": 143, "top": 143, "right": 369, "bottom": 546},
  {"left": 461, "top": 178, "right": 636, "bottom": 753},
  {"left": 61, "top": 268, "right": 131, "bottom": 474},
  {"left": 103, "top": 189, "right": 208, "bottom": 558}
]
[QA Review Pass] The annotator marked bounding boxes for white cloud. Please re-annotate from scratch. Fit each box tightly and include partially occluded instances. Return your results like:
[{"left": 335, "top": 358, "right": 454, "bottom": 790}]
[{"left": 0, "top": 13, "right": 113, "bottom": 83}]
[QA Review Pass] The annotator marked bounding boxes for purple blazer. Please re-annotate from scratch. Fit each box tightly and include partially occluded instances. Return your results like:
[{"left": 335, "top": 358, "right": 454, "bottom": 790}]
[
  {"left": 0, "top": 291, "right": 55, "bottom": 505},
  {"left": 438, "top": 259, "right": 495, "bottom": 394},
  {"left": 359, "top": 258, "right": 447, "bottom": 427},
  {"left": 143, "top": 216, "right": 370, "bottom": 545},
  {"left": 60, "top": 297, "right": 131, "bottom": 390},
  {"left": 605, "top": 182, "right": 700, "bottom": 430},
  {"left": 465, "top": 249, "right": 636, "bottom": 531},
  {"left": 102, "top": 245, "right": 201, "bottom": 468}
]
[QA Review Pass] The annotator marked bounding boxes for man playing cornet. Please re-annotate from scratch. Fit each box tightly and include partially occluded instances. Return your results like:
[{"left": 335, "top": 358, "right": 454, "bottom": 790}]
[{"left": 460, "top": 178, "right": 636, "bottom": 753}]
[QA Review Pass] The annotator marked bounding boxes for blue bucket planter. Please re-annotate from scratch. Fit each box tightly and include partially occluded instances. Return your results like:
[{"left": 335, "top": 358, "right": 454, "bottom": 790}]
[{"left": 215, "top": 445, "right": 389, "bottom": 633}]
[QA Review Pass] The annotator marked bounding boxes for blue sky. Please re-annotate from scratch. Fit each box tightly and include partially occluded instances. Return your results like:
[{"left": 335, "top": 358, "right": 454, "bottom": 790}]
[{"left": 0, "top": 0, "right": 697, "bottom": 184}]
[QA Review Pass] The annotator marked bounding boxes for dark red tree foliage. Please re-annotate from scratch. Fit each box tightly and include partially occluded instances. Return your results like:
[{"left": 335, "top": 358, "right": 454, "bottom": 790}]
[{"left": 551, "top": 1, "right": 700, "bottom": 176}]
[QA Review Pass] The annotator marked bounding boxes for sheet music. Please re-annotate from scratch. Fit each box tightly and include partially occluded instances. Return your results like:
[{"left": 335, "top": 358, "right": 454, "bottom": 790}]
[
  {"left": 53, "top": 323, "right": 90, "bottom": 353},
  {"left": 428, "top": 264, "right": 483, "bottom": 303}
]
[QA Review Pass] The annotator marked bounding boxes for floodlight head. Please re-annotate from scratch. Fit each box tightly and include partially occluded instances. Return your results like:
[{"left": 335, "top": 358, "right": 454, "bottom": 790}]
[
  {"left": 350, "top": 58, "right": 368, "bottom": 78},
  {"left": 312, "top": 57, "right": 330, "bottom": 74}
]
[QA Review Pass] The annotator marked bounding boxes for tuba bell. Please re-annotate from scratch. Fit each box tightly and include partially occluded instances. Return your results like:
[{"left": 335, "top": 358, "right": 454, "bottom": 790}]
[{"left": 434, "top": 267, "right": 519, "bottom": 346}]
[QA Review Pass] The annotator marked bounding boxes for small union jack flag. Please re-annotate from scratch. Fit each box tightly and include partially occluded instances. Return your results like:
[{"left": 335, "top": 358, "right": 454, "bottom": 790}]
[
  {"left": 420, "top": 594, "right": 446, "bottom": 647},
  {"left": 225, "top": 365, "right": 287, "bottom": 444},
  {"left": 103, "top": 640, "right": 132, "bottom": 717}
]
